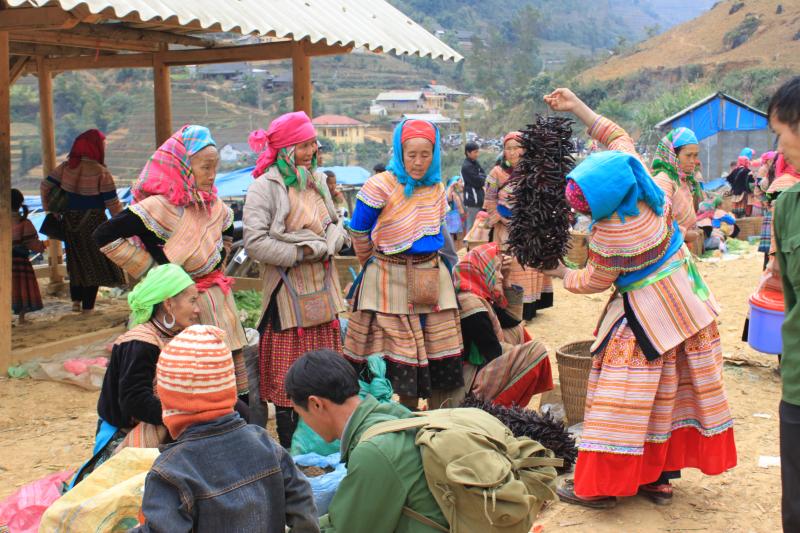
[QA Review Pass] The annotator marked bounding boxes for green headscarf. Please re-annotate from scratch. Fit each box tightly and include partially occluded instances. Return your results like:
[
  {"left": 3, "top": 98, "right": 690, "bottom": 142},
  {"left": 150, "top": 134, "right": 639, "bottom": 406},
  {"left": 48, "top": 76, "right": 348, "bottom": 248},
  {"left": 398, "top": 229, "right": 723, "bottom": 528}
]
[
  {"left": 275, "top": 146, "right": 317, "bottom": 190},
  {"left": 128, "top": 264, "right": 194, "bottom": 326}
]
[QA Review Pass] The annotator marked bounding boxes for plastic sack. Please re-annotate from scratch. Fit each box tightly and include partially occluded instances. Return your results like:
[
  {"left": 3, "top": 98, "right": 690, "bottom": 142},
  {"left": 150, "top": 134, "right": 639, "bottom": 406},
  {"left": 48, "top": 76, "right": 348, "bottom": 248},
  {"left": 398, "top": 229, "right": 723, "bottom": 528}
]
[
  {"left": 293, "top": 453, "right": 347, "bottom": 516},
  {"left": 0, "top": 470, "right": 74, "bottom": 533},
  {"left": 291, "top": 355, "right": 393, "bottom": 456},
  {"left": 39, "top": 447, "right": 159, "bottom": 533}
]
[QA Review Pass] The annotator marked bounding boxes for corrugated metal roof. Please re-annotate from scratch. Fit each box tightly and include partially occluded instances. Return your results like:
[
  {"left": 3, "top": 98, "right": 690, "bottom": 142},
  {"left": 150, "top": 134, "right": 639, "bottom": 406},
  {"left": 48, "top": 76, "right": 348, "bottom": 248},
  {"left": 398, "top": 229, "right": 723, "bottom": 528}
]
[
  {"left": 8, "top": 0, "right": 462, "bottom": 61},
  {"left": 376, "top": 90, "right": 423, "bottom": 101}
]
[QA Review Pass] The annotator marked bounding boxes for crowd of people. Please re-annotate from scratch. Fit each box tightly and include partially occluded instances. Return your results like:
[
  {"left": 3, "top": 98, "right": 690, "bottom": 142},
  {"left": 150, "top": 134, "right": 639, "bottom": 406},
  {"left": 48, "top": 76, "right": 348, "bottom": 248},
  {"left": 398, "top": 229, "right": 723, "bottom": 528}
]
[{"left": 10, "top": 75, "right": 800, "bottom": 532}]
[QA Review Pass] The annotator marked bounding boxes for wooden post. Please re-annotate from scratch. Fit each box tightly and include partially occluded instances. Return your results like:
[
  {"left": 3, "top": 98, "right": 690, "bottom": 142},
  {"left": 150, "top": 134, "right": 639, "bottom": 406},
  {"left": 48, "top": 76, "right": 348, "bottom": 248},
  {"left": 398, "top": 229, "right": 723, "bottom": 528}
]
[
  {"left": 37, "top": 56, "right": 64, "bottom": 288},
  {"left": 292, "top": 41, "right": 312, "bottom": 116},
  {"left": 153, "top": 44, "right": 172, "bottom": 146},
  {"left": 0, "top": 31, "right": 12, "bottom": 371}
]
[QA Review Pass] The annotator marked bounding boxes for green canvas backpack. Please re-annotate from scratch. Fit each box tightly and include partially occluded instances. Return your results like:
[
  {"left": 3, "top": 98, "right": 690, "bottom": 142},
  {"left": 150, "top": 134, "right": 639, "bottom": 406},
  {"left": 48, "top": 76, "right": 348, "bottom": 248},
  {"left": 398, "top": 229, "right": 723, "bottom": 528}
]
[{"left": 359, "top": 407, "right": 562, "bottom": 533}]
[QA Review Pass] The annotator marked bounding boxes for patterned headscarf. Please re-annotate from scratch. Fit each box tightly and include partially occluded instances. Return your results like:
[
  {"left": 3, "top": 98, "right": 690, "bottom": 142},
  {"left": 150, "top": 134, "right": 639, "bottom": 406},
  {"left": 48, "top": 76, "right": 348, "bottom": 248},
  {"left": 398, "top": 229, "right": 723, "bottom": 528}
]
[
  {"left": 133, "top": 125, "right": 217, "bottom": 207},
  {"left": 651, "top": 127, "right": 702, "bottom": 201},
  {"left": 272, "top": 145, "right": 318, "bottom": 191},
  {"left": 249, "top": 111, "right": 317, "bottom": 178},
  {"left": 387, "top": 119, "right": 442, "bottom": 197},
  {"left": 453, "top": 242, "right": 507, "bottom": 308},
  {"left": 68, "top": 129, "right": 105, "bottom": 169}
]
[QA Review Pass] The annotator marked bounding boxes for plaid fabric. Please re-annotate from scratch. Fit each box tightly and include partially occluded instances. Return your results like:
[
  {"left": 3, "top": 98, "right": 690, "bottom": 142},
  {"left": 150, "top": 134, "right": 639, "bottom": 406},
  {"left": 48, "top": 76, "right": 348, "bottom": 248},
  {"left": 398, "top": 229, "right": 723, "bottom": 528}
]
[
  {"left": 651, "top": 129, "right": 703, "bottom": 201},
  {"left": 259, "top": 321, "right": 342, "bottom": 407},
  {"left": 453, "top": 242, "right": 507, "bottom": 307},
  {"left": 12, "top": 257, "right": 43, "bottom": 314},
  {"left": 759, "top": 210, "right": 773, "bottom": 253},
  {"left": 133, "top": 125, "right": 217, "bottom": 207}
]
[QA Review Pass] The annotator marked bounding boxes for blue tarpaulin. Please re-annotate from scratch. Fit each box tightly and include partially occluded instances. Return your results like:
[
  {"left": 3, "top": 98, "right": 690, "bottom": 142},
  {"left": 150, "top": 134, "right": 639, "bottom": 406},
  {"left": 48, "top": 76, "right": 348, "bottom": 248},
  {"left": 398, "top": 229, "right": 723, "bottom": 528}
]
[
  {"left": 657, "top": 92, "right": 768, "bottom": 142},
  {"left": 213, "top": 165, "right": 371, "bottom": 198}
]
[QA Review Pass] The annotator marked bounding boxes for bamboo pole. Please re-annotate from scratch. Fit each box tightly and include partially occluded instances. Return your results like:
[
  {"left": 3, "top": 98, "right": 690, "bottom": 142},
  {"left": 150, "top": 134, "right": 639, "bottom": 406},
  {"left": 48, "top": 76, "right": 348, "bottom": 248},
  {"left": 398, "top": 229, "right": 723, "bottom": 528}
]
[
  {"left": 292, "top": 41, "right": 312, "bottom": 116},
  {"left": 0, "top": 31, "right": 12, "bottom": 371},
  {"left": 153, "top": 44, "right": 173, "bottom": 147},
  {"left": 37, "top": 57, "right": 64, "bottom": 287}
]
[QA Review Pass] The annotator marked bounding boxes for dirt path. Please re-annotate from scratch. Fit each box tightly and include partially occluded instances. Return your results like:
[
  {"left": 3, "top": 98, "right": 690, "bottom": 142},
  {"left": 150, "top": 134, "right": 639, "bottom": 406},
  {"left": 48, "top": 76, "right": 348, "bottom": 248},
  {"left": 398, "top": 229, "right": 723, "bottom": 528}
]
[{"left": 0, "top": 249, "right": 782, "bottom": 531}]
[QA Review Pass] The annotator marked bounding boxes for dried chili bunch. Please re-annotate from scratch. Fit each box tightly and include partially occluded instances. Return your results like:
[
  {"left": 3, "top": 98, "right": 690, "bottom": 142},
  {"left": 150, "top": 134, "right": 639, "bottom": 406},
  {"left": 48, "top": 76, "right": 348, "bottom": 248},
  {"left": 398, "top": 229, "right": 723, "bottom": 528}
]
[
  {"left": 506, "top": 115, "right": 575, "bottom": 270},
  {"left": 461, "top": 395, "right": 577, "bottom": 472}
]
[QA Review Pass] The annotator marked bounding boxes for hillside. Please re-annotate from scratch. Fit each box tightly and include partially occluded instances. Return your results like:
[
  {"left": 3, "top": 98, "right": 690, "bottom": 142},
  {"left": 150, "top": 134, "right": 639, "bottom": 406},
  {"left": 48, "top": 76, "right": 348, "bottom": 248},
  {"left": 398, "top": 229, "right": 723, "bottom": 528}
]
[{"left": 582, "top": 0, "right": 800, "bottom": 81}]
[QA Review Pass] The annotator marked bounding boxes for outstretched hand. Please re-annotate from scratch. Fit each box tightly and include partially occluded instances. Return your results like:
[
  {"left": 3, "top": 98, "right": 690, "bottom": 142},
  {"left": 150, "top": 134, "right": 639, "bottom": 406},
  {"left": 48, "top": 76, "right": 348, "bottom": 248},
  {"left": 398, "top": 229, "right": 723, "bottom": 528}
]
[{"left": 543, "top": 88, "right": 581, "bottom": 113}]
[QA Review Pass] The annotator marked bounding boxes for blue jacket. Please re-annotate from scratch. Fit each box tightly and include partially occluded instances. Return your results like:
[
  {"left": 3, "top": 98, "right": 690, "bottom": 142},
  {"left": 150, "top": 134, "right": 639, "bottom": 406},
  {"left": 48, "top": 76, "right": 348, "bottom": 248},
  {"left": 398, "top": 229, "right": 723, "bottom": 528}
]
[{"left": 132, "top": 413, "right": 319, "bottom": 533}]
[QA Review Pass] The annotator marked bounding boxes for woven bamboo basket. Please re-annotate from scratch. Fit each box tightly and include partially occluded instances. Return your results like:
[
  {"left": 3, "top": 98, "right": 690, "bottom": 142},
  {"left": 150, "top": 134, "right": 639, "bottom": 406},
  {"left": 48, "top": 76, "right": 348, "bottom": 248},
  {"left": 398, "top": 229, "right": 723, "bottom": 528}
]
[
  {"left": 566, "top": 232, "right": 589, "bottom": 267},
  {"left": 556, "top": 341, "right": 594, "bottom": 425},
  {"left": 736, "top": 216, "right": 763, "bottom": 240}
]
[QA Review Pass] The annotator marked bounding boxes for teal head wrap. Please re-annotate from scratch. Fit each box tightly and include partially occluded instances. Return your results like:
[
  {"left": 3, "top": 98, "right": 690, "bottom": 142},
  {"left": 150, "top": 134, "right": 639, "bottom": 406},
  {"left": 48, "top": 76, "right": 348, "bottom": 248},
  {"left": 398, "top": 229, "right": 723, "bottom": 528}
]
[{"left": 128, "top": 264, "right": 195, "bottom": 326}]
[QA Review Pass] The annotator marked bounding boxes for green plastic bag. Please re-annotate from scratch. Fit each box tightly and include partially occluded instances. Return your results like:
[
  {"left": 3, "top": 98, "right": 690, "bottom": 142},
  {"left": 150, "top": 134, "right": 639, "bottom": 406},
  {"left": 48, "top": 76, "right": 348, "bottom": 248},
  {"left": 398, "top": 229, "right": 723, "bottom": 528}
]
[{"left": 290, "top": 355, "right": 393, "bottom": 456}]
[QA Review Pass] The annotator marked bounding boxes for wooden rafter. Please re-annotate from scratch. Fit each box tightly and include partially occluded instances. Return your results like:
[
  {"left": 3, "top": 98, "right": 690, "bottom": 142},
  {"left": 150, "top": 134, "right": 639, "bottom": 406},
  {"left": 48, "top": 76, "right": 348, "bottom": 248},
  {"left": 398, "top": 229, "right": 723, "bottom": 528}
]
[
  {"left": 12, "top": 29, "right": 160, "bottom": 52},
  {"left": 0, "top": 6, "right": 80, "bottom": 31},
  {"left": 67, "top": 22, "right": 218, "bottom": 49},
  {"left": 11, "top": 42, "right": 96, "bottom": 57},
  {"left": 9, "top": 55, "right": 29, "bottom": 84},
  {"left": 23, "top": 39, "right": 352, "bottom": 72}
]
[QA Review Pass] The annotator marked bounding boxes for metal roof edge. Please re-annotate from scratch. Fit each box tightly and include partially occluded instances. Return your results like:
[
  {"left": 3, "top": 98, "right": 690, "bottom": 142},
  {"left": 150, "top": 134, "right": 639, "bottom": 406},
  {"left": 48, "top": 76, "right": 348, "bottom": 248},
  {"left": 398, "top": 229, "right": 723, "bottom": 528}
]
[{"left": 655, "top": 91, "right": 768, "bottom": 129}]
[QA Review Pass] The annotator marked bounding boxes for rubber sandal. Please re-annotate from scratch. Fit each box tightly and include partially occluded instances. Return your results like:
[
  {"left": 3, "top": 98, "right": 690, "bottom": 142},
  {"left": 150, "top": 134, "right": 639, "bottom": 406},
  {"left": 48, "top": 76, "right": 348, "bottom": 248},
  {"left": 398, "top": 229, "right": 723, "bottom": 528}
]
[
  {"left": 556, "top": 479, "right": 617, "bottom": 509},
  {"left": 638, "top": 483, "right": 673, "bottom": 506}
]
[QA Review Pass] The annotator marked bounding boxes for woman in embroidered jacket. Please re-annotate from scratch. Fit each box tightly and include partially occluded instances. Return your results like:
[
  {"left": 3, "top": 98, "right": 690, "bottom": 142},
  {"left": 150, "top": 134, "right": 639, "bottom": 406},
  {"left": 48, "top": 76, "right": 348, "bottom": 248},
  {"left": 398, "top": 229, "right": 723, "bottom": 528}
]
[
  {"left": 242, "top": 111, "right": 349, "bottom": 448},
  {"left": 345, "top": 119, "right": 464, "bottom": 410},
  {"left": 726, "top": 148, "right": 756, "bottom": 218},
  {"left": 484, "top": 132, "right": 553, "bottom": 320},
  {"left": 41, "top": 129, "right": 124, "bottom": 312},
  {"left": 542, "top": 88, "right": 736, "bottom": 508},
  {"left": 71, "top": 264, "right": 199, "bottom": 487},
  {"left": 93, "top": 125, "right": 249, "bottom": 402},
  {"left": 429, "top": 242, "right": 553, "bottom": 409},
  {"left": 650, "top": 127, "right": 702, "bottom": 249}
]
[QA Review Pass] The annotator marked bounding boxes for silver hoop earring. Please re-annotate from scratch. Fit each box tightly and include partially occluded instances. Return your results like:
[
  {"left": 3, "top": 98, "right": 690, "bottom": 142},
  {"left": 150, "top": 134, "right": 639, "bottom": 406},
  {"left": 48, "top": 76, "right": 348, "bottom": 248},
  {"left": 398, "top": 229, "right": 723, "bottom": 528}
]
[{"left": 163, "top": 312, "right": 176, "bottom": 329}]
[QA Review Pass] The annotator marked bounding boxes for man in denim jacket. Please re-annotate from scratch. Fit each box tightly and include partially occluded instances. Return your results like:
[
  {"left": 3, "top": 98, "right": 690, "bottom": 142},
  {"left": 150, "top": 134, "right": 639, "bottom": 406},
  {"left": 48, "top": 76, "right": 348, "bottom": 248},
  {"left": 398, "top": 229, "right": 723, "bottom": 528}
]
[{"left": 132, "top": 325, "right": 319, "bottom": 533}]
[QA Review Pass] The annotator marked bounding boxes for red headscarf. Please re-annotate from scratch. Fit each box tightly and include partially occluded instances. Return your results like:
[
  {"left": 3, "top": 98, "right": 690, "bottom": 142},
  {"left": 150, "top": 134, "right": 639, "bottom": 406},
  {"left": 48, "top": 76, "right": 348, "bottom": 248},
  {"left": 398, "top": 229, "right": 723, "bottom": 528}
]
[
  {"left": 249, "top": 111, "right": 317, "bottom": 177},
  {"left": 400, "top": 119, "right": 436, "bottom": 144},
  {"left": 503, "top": 131, "right": 523, "bottom": 146},
  {"left": 68, "top": 129, "right": 105, "bottom": 168},
  {"left": 452, "top": 242, "right": 508, "bottom": 308}
]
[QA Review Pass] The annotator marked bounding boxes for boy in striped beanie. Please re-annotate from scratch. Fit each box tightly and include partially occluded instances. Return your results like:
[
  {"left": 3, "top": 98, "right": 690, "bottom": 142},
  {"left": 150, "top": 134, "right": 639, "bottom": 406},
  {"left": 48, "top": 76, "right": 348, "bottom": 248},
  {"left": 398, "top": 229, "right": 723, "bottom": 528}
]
[{"left": 133, "top": 325, "right": 319, "bottom": 533}]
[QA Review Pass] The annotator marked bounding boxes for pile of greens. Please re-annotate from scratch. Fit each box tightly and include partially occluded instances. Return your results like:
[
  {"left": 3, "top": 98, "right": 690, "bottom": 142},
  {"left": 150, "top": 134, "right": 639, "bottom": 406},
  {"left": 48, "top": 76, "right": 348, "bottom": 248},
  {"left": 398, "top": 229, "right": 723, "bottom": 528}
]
[{"left": 234, "top": 290, "right": 262, "bottom": 329}]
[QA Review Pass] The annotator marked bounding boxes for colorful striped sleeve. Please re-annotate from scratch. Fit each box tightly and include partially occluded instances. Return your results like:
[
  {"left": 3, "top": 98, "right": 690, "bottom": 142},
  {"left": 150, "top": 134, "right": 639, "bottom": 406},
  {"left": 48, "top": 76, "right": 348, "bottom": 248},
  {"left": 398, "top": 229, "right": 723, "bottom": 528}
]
[
  {"left": 588, "top": 116, "right": 636, "bottom": 155},
  {"left": 563, "top": 263, "right": 619, "bottom": 294}
]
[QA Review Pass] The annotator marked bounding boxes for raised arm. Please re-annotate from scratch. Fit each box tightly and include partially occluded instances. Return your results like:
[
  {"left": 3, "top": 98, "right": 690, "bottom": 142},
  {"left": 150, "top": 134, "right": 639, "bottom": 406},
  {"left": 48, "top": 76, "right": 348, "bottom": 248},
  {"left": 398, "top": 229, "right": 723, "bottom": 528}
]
[{"left": 544, "top": 88, "right": 637, "bottom": 155}]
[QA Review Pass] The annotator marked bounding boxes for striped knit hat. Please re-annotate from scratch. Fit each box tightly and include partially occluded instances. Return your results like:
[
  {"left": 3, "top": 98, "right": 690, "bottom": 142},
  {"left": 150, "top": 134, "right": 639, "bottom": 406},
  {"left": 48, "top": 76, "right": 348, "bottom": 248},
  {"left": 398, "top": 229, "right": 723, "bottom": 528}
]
[{"left": 156, "top": 325, "right": 237, "bottom": 439}]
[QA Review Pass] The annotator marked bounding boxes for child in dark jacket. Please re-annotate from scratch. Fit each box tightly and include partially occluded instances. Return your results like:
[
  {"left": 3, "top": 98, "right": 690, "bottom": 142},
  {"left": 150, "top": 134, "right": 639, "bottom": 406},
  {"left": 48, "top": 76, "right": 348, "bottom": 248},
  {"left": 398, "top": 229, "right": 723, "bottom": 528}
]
[{"left": 132, "top": 325, "right": 319, "bottom": 533}]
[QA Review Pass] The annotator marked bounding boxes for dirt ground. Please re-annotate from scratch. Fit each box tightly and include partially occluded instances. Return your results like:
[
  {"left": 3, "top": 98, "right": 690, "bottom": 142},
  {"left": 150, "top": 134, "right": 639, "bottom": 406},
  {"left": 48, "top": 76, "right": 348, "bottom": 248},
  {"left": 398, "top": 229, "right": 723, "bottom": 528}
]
[{"left": 0, "top": 248, "right": 781, "bottom": 532}]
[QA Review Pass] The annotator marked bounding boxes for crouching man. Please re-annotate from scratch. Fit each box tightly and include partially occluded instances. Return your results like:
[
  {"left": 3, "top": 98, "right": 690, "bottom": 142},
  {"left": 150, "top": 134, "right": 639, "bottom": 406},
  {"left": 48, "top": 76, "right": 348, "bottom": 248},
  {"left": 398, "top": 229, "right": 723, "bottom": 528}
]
[
  {"left": 285, "top": 350, "right": 448, "bottom": 533},
  {"left": 132, "top": 325, "right": 319, "bottom": 533}
]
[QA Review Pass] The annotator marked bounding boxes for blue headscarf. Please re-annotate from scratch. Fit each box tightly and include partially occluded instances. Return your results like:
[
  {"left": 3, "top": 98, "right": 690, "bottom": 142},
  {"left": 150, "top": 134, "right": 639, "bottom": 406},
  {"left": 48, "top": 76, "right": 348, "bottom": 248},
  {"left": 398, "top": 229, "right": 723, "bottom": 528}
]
[
  {"left": 670, "top": 127, "right": 698, "bottom": 149},
  {"left": 567, "top": 150, "right": 665, "bottom": 225},
  {"left": 182, "top": 125, "right": 216, "bottom": 156},
  {"left": 387, "top": 119, "right": 442, "bottom": 197},
  {"left": 739, "top": 147, "right": 754, "bottom": 159}
]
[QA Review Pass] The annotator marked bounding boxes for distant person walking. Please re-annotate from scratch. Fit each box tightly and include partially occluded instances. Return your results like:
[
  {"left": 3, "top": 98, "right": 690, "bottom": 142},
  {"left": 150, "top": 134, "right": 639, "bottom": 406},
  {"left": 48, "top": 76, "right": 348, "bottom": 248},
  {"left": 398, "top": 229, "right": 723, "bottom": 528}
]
[
  {"left": 11, "top": 189, "right": 45, "bottom": 324},
  {"left": 40, "top": 129, "right": 124, "bottom": 313},
  {"left": 461, "top": 140, "right": 485, "bottom": 232}
]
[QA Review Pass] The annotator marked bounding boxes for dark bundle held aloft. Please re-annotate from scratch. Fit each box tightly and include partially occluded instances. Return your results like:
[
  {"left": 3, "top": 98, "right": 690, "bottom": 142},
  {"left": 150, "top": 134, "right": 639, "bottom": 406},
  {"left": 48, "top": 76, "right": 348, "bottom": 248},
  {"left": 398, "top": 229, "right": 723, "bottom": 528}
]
[
  {"left": 460, "top": 395, "right": 578, "bottom": 472},
  {"left": 507, "top": 115, "right": 575, "bottom": 270}
]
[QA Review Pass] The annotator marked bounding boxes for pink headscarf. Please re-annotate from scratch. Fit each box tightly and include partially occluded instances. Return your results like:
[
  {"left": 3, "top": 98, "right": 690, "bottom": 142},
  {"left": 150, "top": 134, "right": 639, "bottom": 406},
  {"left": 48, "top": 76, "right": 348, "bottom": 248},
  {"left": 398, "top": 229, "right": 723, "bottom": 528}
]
[
  {"left": 249, "top": 111, "right": 317, "bottom": 177},
  {"left": 776, "top": 153, "right": 800, "bottom": 179},
  {"left": 503, "top": 131, "right": 523, "bottom": 146}
]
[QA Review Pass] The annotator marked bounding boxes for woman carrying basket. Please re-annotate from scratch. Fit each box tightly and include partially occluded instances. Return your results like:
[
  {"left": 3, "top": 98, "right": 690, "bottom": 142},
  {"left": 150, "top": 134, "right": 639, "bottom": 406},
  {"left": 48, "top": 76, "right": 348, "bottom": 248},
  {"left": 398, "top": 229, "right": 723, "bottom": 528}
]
[{"left": 542, "top": 88, "right": 736, "bottom": 508}]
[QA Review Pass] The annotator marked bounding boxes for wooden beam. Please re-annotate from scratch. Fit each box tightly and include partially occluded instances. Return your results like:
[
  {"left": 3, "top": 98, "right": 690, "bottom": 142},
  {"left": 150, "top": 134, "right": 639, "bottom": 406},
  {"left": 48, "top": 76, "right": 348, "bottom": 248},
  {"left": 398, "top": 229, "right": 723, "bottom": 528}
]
[
  {"left": 9, "top": 325, "right": 125, "bottom": 369},
  {"left": 12, "top": 29, "right": 160, "bottom": 52},
  {"left": 10, "top": 55, "right": 29, "bottom": 84},
  {"left": 292, "top": 41, "right": 312, "bottom": 116},
  {"left": 0, "top": 6, "right": 80, "bottom": 32},
  {"left": 153, "top": 44, "right": 172, "bottom": 146},
  {"left": 232, "top": 277, "right": 262, "bottom": 292},
  {"left": 0, "top": 31, "right": 11, "bottom": 374},
  {"left": 37, "top": 56, "right": 64, "bottom": 287},
  {"left": 68, "top": 22, "right": 218, "bottom": 49},
  {"left": 11, "top": 42, "right": 93, "bottom": 57},
  {"left": 25, "top": 40, "right": 353, "bottom": 72}
]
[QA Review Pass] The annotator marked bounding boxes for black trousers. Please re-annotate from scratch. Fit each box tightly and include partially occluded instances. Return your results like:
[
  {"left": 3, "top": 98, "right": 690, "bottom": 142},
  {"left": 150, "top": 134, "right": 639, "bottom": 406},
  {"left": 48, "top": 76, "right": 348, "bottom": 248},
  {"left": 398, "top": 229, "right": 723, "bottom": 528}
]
[
  {"left": 781, "top": 401, "right": 800, "bottom": 532},
  {"left": 69, "top": 283, "right": 98, "bottom": 310}
]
